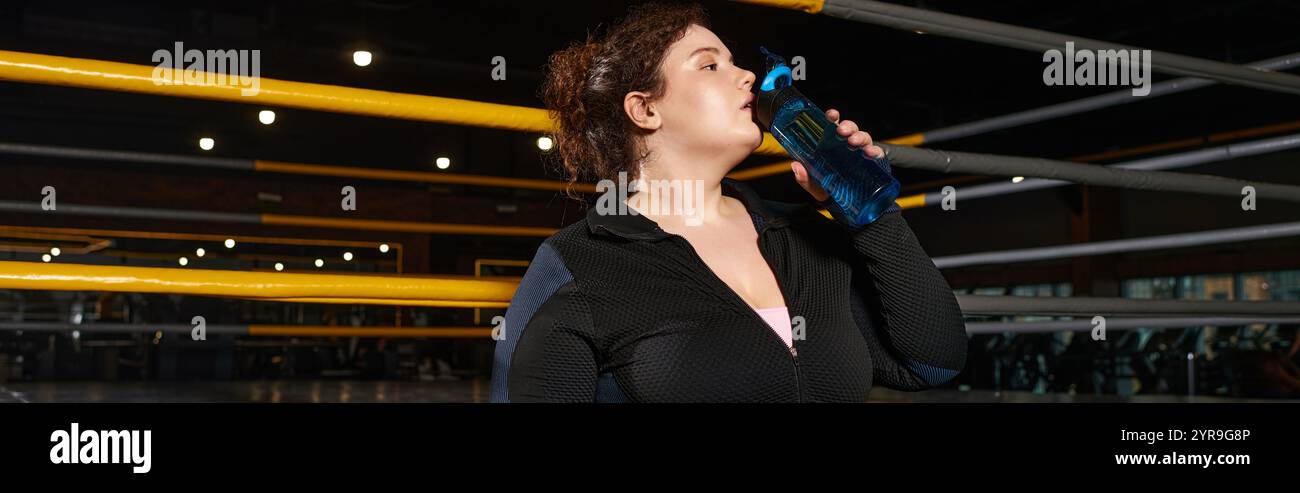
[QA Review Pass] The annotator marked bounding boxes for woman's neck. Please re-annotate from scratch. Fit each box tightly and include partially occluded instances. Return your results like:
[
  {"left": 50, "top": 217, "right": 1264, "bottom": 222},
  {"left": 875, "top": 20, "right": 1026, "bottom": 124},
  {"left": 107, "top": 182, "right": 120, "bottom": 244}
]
[{"left": 624, "top": 150, "right": 741, "bottom": 231}]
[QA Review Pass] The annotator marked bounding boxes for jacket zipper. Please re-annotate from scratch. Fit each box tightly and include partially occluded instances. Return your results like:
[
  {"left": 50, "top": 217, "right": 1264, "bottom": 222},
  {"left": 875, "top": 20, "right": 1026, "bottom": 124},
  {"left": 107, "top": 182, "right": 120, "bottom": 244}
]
[
  {"left": 762, "top": 232, "right": 804, "bottom": 403},
  {"left": 661, "top": 227, "right": 804, "bottom": 402}
]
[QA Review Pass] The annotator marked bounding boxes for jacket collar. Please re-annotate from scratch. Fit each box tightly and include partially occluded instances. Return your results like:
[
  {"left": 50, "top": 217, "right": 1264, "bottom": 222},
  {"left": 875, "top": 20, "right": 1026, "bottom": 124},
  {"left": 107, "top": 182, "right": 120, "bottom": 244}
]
[{"left": 586, "top": 177, "right": 793, "bottom": 241}]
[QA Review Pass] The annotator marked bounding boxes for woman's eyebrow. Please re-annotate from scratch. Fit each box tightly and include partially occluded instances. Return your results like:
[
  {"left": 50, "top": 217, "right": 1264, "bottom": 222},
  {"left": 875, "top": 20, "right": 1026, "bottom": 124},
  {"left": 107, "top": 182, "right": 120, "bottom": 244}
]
[{"left": 688, "top": 46, "right": 735, "bottom": 63}]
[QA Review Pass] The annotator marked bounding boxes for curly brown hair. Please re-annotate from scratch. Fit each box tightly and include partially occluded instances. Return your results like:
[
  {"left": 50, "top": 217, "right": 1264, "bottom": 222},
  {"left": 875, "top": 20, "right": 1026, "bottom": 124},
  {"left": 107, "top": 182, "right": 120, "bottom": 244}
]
[{"left": 539, "top": 1, "right": 711, "bottom": 200}]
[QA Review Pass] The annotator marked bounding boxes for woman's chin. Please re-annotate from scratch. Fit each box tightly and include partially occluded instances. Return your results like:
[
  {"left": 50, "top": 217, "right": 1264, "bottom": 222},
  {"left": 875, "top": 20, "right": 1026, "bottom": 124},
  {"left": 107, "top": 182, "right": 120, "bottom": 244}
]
[
  {"left": 743, "top": 122, "right": 764, "bottom": 150},
  {"left": 698, "top": 122, "right": 764, "bottom": 155}
]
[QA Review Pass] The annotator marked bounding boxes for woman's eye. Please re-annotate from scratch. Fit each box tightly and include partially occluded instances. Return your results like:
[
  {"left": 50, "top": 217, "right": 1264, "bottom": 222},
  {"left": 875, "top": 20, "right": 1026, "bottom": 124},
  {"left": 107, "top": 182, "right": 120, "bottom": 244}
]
[{"left": 704, "top": 63, "right": 718, "bottom": 71}]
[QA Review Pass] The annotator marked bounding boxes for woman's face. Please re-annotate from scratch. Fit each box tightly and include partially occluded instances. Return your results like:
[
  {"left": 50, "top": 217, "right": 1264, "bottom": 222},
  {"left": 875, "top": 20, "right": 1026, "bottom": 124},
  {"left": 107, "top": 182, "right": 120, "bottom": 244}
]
[{"left": 648, "top": 24, "right": 762, "bottom": 161}]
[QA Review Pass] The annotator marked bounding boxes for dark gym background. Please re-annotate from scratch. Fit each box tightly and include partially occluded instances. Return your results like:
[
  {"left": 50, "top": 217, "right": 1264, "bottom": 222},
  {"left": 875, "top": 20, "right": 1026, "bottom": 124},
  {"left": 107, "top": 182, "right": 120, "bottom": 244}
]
[{"left": 1, "top": 0, "right": 1298, "bottom": 402}]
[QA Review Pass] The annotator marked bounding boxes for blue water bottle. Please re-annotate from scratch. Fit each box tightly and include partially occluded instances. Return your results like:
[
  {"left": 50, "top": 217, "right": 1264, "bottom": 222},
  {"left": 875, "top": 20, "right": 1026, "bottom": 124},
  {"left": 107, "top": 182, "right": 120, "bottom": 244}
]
[{"left": 752, "top": 46, "right": 900, "bottom": 226}]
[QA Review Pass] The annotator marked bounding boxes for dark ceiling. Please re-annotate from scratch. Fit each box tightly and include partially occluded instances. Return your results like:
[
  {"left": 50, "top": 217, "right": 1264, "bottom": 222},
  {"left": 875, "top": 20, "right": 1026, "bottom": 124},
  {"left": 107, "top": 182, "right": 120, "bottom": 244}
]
[{"left": 1, "top": 0, "right": 1298, "bottom": 204}]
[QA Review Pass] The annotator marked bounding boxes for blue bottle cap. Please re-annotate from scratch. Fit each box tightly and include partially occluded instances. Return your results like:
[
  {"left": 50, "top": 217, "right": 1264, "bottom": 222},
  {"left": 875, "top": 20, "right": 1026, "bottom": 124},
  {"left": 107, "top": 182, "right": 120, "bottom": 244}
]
[{"left": 758, "top": 46, "right": 792, "bottom": 92}]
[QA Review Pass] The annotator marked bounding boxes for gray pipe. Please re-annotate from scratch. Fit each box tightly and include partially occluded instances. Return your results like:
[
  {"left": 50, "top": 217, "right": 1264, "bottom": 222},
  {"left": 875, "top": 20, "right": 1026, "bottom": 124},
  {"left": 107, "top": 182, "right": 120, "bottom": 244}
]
[
  {"left": 0, "top": 201, "right": 260, "bottom": 223},
  {"left": 957, "top": 295, "right": 1300, "bottom": 316},
  {"left": 882, "top": 144, "right": 1300, "bottom": 202},
  {"left": 934, "top": 221, "right": 1300, "bottom": 269},
  {"left": 0, "top": 142, "right": 254, "bottom": 170},
  {"left": 965, "top": 316, "right": 1300, "bottom": 335},
  {"left": 921, "top": 53, "right": 1300, "bottom": 144},
  {"left": 922, "top": 133, "right": 1300, "bottom": 205},
  {"left": 821, "top": 0, "right": 1300, "bottom": 95}
]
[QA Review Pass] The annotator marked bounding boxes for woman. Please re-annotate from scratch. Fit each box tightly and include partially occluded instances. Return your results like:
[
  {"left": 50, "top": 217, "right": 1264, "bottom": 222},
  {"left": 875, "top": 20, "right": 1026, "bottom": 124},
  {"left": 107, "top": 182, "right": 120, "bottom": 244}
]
[{"left": 490, "top": 2, "right": 967, "bottom": 402}]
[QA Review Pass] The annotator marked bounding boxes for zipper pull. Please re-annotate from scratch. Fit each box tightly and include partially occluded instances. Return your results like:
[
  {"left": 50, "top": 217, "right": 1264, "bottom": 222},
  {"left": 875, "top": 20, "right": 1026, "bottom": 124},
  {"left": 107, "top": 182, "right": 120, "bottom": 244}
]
[{"left": 789, "top": 346, "right": 798, "bottom": 358}]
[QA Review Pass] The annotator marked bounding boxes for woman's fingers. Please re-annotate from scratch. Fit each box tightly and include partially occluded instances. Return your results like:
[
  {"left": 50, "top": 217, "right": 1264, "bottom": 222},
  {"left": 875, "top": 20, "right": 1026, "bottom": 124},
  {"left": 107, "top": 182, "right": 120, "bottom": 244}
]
[
  {"left": 826, "top": 108, "right": 885, "bottom": 159},
  {"left": 836, "top": 119, "right": 858, "bottom": 137},
  {"left": 847, "top": 129, "right": 872, "bottom": 148},
  {"left": 827, "top": 108, "right": 857, "bottom": 137},
  {"left": 791, "top": 161, "right": 830, "bottom": 202}
]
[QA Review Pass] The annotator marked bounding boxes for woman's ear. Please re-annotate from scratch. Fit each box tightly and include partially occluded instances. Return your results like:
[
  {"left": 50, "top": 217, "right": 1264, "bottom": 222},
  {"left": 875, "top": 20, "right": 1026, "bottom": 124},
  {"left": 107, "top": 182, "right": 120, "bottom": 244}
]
[{"left": 624, "top": 91, "right": 661, "bottom": 131}]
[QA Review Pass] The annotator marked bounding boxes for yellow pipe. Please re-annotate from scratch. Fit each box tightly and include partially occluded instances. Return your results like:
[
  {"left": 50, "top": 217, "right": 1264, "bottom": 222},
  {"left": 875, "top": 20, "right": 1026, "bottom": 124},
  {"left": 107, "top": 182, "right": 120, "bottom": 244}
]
[
  {"left": 730, "top": 0, "right": 825, "bottom": 14},
  {"left": 7, "top": 49, "right": 957, "bottom": 200},
  {"left": 754, "top": 133, "right": 786, "bottom": 157},
  {"left": 0, "top": 261, "right": 516, "bottom": 303},
  {"left": 474, "top": 258, "right": 531, "bottom": 324},
  {"left": 726, "top": 132, "right": 926, "bottom": 181},
  {"left": 0, "top": 50, "right": 791, "bottom": 157},
  {"left": 0, "top": 50, "right": 550, "bottom": 133},
  {"left": 0, "top": 49, "right": 932, "bottom": 198},
  {"left": 888, "top": 133, "right": 926, "bottom": 147},
  {"left": 805, "top": 191, "right": 925, "bottom": 220},
  {"left": 895, "top": 193, "right": 927, "bottom": 209},
  {"left": 252, "top": 297, "right": 508, "bottom": 308},
  {"left": 0, "top": 47, "right": 945, "bottom": 263},
  {"left": 260, "top": 213, "right": 557, "bottom": 237},
  {"left": 247, "top": 325, "right": 492, "bottom": 338},
  {"left": 725, "top": 169, "right": 924, "bottom": 210},
  {"left": 725, "top": 160, "right": 793, "bottom": 181},
  {"left": 0, "top": 49, "right": 948, "bottom": 189}
]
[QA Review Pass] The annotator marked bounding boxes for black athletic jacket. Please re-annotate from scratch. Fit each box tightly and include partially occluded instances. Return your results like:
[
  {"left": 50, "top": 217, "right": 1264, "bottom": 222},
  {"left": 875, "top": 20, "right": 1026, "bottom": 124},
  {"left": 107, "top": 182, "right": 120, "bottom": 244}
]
[{"left": 490, "top": 177, "right": 968, "bottom": 402}]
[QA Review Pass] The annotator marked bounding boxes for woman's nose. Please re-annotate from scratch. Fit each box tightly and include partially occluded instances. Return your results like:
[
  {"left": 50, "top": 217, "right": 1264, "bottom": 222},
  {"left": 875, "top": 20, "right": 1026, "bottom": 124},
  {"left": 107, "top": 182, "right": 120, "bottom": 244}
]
[{"left": 740, "top": 69, "right": 756, "bottom": 89}]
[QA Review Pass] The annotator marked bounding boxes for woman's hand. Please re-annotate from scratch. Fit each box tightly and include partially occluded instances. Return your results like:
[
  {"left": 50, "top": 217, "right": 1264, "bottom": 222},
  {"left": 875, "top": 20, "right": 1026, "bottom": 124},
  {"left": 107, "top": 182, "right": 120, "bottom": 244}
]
[{"left": 791, "top": 108, "right": 886, "bottom": 203}]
